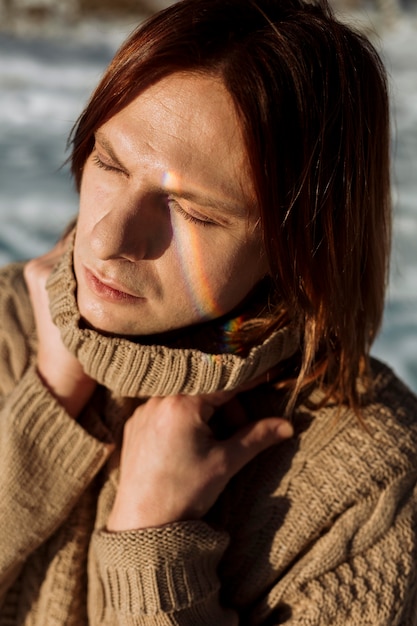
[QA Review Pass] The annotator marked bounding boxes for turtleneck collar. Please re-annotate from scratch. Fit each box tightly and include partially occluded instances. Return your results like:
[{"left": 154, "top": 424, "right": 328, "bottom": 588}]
[{"left": 46, "top": 234, "right": 300, "bottom": 398}]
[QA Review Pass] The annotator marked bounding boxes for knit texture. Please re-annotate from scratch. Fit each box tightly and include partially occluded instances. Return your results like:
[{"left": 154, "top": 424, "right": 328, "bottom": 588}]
[{"left": 0, "top": 247, "right": 416, "bottom": 625}]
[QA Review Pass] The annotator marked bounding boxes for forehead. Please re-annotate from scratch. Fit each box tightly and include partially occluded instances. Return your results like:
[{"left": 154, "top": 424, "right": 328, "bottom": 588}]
[
  {"left": 99, "top": 71, "right": 257, "bottom": 214},
  {"left": 133, "top": 71, "right": 239, "bottom": 138}
]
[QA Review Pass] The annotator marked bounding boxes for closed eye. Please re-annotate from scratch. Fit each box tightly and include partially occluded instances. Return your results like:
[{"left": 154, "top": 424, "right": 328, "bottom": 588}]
[
  {"left": 168, "top": 198, "right": 216, "bottom": 227},
  {"left": 92, "top": 152, "right": 125, "bottom": 175}
]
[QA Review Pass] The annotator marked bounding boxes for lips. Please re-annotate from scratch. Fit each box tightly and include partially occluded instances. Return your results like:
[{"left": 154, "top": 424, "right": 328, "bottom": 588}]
[{"left": 84, "top": 267, "right": 144, "bottom": 303}]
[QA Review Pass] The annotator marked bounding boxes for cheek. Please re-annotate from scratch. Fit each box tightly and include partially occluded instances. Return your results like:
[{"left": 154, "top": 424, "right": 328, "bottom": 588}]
[
  {"left": 78, "top": 171, "right": 97, "bottom": 230},
  {"left": 78, "top": 161, "right": 115, "bottom": 226},
  {"left": 215, "top": 241, "right": 267, "bottom": 296},
  {"left": 173, "top": 230, "right": 267, "bottom": 316}
]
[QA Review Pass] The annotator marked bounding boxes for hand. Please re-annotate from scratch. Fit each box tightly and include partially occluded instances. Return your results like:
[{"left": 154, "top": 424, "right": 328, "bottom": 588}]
[
  {"left": 24, "top": 238, "right": 96, "bottom": 418},
  {"left": 107, "top": 389, "right": 294, "bottom": 531}
]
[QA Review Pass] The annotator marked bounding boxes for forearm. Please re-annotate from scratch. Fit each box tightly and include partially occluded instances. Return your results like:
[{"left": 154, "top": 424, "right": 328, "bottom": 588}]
[
  {"left": 24, "top": 247, "right": 96, "bottom": 420},
  {"left": 99, "top": 389, "right": 291, "bottom": 624},
  {"left": 0, "top": 366, "right": 111, "bottom": 591}
]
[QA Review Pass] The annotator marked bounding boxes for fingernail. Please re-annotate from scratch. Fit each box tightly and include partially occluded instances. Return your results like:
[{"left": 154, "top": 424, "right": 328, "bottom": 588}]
[{"left": 277, "top": 421, "right": 294, "bottom": 438}]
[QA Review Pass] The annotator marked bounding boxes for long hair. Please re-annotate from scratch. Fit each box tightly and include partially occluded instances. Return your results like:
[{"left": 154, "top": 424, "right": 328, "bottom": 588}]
[{"left": 70, "top": 0, "right": 391, "bottom": 413}]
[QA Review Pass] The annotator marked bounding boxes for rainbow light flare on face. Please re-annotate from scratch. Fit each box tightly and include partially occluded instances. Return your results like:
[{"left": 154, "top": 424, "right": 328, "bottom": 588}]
[
  {"left": 162, "top": 169, "right": 225, "bottom": 321},
  {"left": 220, "top": 314, "right": 247, "bottom": 353}
]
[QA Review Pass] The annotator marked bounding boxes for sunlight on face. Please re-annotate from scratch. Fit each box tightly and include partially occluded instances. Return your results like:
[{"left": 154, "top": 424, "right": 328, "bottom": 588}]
[
  {"left": 158, "top": 169, "right": 226, "bottom": 319},
  {"left": 73, "top": 72, "right": 268, "bottom": 336}
]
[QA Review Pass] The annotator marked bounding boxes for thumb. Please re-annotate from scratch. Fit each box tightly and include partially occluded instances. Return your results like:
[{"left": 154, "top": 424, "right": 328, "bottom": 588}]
[{"left": 222, "top": 418, "right": 294, "bottom": 477}]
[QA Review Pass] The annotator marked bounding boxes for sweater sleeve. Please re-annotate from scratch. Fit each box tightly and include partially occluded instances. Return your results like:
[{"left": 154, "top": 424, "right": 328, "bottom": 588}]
[
  {"left": 0, "top": 365, "right": 111, "bottom": 602},
  {"left": 88, "top": 521, "right": 237, "bottom": 625},
  {"left": 269, "top": 468, "right": 417, "bottom": 625}
]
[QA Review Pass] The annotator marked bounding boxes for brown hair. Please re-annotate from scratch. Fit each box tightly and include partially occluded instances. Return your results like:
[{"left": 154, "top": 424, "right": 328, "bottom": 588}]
[{"left": 70, "top": 0, "right": 391, "bottom": 413}]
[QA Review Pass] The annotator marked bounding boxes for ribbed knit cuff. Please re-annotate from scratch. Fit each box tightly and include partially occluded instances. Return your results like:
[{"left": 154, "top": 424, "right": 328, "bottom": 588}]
[
  {"left": 91, "top": 521, "right": 229, "bottom": 617},
  {"left": 0, "top": 366, "right": 111, "bottom": 569}
]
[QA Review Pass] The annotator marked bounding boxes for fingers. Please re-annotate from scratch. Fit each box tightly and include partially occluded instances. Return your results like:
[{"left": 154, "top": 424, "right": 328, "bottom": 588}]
[
  {"left": 222, "top": 417, "right": 294, "bottom": 477},
  {"left": 23, "top": 236, "right": 96, "bottom": 418},
  {"left": 110, "top": 393, "right": 294, "bottom": 528},
  {"left": 24, "top": 237, "right": 70, "bottom": 292},
  {"left": 208, "top": 396, "right": 248, "bottom": 439}
]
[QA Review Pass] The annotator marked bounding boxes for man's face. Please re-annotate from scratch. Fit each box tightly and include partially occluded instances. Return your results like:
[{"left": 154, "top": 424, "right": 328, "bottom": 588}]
[{"left": 73, "top": 71, "right": 268, "bottom": 336}]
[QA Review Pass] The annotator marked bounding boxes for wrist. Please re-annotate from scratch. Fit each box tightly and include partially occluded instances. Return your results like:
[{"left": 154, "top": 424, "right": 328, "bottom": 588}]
[
  {"left": 107, "top": 501, "right": 169, "bottom": 532},
  {"left": 37, "top": 364, "right": 96, "bottom": 419},
  {"left": 107, "top": 490, "right": 196, "bottom": 531}
]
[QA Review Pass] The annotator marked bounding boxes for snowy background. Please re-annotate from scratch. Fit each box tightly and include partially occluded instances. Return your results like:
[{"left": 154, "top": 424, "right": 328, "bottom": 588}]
[{"left": 0, "top": 6, "right": 416, "bottom": 393}]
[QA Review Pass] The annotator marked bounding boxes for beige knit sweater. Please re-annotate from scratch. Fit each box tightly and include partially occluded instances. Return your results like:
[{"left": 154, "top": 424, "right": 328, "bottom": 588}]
[{"left": 0, "top": 245, "right": 416, "bottom": 625}]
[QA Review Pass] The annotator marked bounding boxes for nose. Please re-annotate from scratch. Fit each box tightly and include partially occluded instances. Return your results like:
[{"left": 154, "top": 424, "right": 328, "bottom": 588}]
[{"left": 90, "top": 193, "right": 172, "bottom": 262}]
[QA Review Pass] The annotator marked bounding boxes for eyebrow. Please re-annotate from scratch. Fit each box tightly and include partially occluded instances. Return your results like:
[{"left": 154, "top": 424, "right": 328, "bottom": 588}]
[{"left": 94, "top": 130, "right": 252, "bottom": 219}]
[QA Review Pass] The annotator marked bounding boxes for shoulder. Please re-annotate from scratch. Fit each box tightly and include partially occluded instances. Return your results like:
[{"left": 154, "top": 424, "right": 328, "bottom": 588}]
[
  {"left": 291, "top": 359, "right": 417, "bottom": 501},
  {"left": 325, "top": 358, "right": 417, "bottom": 490},
  {"left": 367, "top": 357, "right": 417, "bottom": 432},
  {"left": 0, "top": 260, "right": 32, "bottom": 294},
  {"left": 225, "top": 361, "right": 417, "bottom": 505},
  {"left": 0, "top": 260, "right": 33, "bottom": 318},
  {"left": 0, "top": 262, "right": 36, "bottom": 394}
]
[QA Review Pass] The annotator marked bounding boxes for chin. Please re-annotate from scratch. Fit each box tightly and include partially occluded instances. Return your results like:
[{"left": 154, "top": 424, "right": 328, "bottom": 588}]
[
  {"left": 77, "top": 302, "right": 133, "bottom": 336},
  {"left": 78, "top": 304, "right": 168, "bottom": 337}
]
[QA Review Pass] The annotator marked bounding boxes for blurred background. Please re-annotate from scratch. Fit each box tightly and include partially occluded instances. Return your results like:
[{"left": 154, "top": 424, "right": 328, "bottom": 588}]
[{"left": 0, "top": 0, "right": 416, "bottom": 392}]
